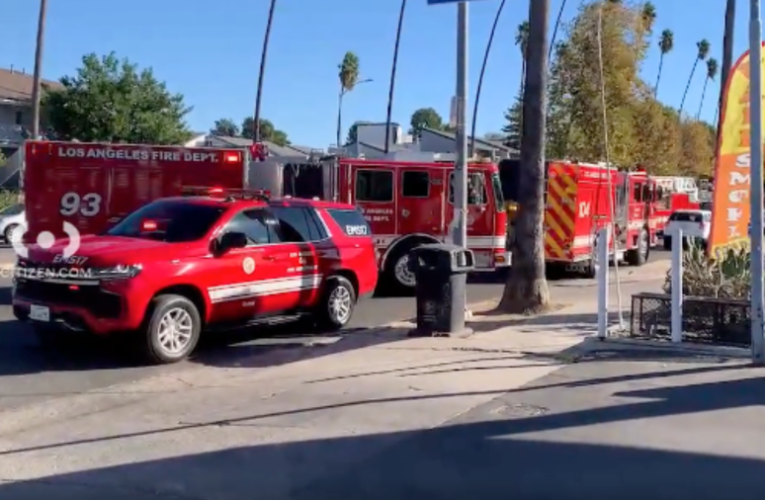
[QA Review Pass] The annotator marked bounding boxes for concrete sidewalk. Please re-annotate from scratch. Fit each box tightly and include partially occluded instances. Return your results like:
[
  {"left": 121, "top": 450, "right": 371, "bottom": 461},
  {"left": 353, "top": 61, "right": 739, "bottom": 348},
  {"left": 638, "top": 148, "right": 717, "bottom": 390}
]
[{"left": 0, "top": 274, "right": 669, "bottom": 499}]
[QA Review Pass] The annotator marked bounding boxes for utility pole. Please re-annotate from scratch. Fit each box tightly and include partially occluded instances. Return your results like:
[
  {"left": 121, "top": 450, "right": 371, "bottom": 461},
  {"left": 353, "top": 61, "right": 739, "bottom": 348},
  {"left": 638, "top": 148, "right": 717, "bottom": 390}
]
[
  {"left": 253, "top": 0, "right": 276, "bottom": 143},
  {"left": 718, "top": 0, "right": 736, "bottom": 143},
  {"left": 453, "top": 2, "right": 468, "bottom": 249},
  {"left": 749, "top": 0, "right": 764, "bottom": 364},
  {"left": 30, "top": 0, "right": 48, "bottom": 139},
  {"left": 384, "top": 0, "right": 407, "bottom": 154}
]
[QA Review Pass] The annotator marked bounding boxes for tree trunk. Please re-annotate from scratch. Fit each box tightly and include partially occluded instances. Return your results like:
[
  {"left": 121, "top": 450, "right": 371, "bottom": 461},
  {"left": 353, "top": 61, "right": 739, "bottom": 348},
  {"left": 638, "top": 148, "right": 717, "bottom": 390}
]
[
  {"left": 718, "top": 0, "right": 735, "bottom": 148},
  {"left": 697, "top": 77, "right": 709, "bottom": 119},
  {"left": 679, "top": 59, "right": 699, "bottom": 116},
  {"left": 336, "top": 91, "right": 344, "bottom": 148},
  {"left": 471, "top": 0, "right": 507, "bottom": 156},
  {"left": 654, "top": 53, "right": 664, "bottom": 96},
  {"left": 253, "top": 0, "right": 277, "bottom": 143},
  {"left": 30, "top": 0, "right": 48, "bottom": 139},
  {"left": 498, "top": 0, "right": 551, "bottom": 315},
  {"left": 385, "top": 0, "right": 407, "bottom": 154}
]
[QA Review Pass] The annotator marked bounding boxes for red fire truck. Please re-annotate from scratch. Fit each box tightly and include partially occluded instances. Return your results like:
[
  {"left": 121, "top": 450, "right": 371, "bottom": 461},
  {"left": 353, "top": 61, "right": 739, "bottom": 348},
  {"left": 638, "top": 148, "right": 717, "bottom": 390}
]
[
  {"left": 650, "top": 176, "right": 701, "bottom": 236},
  {"left": 21, "top": 141, "right": 248, "bottom": 242},
  {"left": 499, "top": 159, "right": 659, "bottom": 276},
  {"left": 247, "top": 152, "right": 510, "bottom": 290}
]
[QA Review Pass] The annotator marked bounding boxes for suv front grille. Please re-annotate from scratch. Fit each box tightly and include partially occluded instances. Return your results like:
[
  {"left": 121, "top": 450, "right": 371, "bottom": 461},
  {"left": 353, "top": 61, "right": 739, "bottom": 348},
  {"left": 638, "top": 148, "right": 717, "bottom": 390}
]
[{"left": 15, "top": 279, "right": 122, "bottom": 319}]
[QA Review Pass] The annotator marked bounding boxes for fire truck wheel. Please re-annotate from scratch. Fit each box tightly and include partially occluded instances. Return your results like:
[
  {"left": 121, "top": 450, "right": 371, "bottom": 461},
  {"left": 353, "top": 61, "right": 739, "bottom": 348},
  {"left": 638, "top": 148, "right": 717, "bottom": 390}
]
[
  {"left": 315, "top": 275, "right": 357, "bottom": 330},
  {"left": 626, "top": 228, "right": 650, "bottom": 266},
  {"left": 142, "top": 294, "right": 201, "bottom": 364},
  {"left": 389, "top": 253, "right": 417, "bottom": 291}
]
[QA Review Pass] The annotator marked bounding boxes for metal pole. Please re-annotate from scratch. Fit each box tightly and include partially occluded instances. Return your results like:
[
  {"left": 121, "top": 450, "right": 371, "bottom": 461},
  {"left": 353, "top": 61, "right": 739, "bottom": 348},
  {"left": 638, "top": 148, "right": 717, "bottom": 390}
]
[
  {"left": 30, "top": 0, "right": 48, "bottom": 139},
  {"left": 385, "top": 0, "right": 407, "bottom": 154},
  {"left": 253, "top": 0, "right": 277, "bottom": 143},
  {"left": 749, "top": 0, "right": 764, "bottom": 364},
  {"left": 671, "top": 229, "right": 683, "bottom": 343},
  {"left": 453, "top": 2, "right": 468, "bottom": 249}
]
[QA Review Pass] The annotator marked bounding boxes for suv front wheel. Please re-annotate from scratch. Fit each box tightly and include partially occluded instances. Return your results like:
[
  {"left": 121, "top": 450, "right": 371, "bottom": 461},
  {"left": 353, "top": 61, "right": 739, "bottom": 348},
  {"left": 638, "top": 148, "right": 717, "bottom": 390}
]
[
  {"left": 315, "top": 275, "right": 357, "bottom": 331},
  {"left": 142, "top": 294, "right": 201, "bottom": 364}
]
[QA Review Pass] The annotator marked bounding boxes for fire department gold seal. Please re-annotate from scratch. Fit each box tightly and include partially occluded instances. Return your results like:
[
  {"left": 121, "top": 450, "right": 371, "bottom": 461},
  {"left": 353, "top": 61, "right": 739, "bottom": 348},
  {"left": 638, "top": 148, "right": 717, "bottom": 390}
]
[{"left": 242, "top": 257, "right": 256, "bottom": 275}]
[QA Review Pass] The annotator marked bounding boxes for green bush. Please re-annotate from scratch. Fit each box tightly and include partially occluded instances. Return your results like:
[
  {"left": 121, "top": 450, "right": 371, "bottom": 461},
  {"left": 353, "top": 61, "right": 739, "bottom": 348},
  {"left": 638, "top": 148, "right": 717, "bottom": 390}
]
[
  {"left": 0, "top": 190, "right": 19, "bottom": 211},
  {"left": 663, "top": 243, "right": 751, "bottom": 300}
]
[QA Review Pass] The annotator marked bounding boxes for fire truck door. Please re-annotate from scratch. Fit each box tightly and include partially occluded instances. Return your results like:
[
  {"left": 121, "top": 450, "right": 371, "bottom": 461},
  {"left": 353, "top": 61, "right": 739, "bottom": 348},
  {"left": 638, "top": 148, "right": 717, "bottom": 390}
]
[
  {"left": 446, "top": 171, "right": 491, "bottom": 238},
  {"left": 351, "top": 166, "right": 397, "bottom": 237},
  {"left": 398, "top": 169, "right": 443, "bottom": 235}
]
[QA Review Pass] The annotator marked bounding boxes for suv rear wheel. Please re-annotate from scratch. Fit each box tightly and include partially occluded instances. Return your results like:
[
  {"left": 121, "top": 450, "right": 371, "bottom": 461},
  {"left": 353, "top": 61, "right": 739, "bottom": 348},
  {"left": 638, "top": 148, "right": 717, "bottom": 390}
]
[
  {"left": 142, "top": 294, "right": 201, "bottom": 364},
  {"left": 314, "top": 275, "right": 356, "bottom": 331}
]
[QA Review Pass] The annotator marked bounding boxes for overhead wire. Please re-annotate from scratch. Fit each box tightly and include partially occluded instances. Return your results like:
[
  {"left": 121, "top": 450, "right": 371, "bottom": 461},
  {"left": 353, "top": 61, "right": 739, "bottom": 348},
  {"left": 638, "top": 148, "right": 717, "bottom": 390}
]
[{"left": 596, "top": 3, "right": 625, "bottom": 329}]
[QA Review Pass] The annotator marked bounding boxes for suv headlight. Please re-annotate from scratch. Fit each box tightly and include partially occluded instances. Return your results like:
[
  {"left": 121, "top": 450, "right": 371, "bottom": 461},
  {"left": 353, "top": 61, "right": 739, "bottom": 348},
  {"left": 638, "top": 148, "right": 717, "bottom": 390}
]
[{"left": 91, "top": 264, "right": 142, "bottom": 280}]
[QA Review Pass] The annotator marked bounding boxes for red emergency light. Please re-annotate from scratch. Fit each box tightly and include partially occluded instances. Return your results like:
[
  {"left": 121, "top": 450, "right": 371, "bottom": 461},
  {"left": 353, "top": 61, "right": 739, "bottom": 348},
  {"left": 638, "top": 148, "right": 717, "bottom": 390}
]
[
  {"left": 224, "top": 153, "right": 240, "bottom": 163},
  {"left": 181, "top": 186, "right": 270, "bottom": 201},
  {"left": 141, "top": 220, "right": 158, "bottom": 231}
]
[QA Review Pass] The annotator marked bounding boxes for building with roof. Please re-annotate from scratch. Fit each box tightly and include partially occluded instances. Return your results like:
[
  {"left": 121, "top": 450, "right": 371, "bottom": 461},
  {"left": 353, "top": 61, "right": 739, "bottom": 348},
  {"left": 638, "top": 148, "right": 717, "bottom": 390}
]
[{"left": 189, "top": 134, "right": 325, "bottom": 159}]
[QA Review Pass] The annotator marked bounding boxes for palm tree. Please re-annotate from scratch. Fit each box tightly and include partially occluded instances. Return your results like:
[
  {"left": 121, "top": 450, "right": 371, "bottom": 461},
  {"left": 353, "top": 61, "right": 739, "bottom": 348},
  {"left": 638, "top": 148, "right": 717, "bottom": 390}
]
[
  {"left": 679, "top": 39, "right": 710, "bottom": 115},
  {"left": 548, "top": 0, "right": 567, "bottom": 63},
  {"left": 654, "top": 29, "right": 674, "bottom": 96},
  {"left": 697, "top": 58, "right": 719, "bottom": 119},
  {"left": 30, "top": 0, "right": 48, "bottom": 139},
  {"left": 384, "top": 0, "right": 407, "bottom": 154},
  {"left": 253, "top": 0, "right": 277, "bottom": 143},
  {"left": 470, "top": 0, "right": 507, "bottom": 155},
  {"left": 516, "top": 20, "right": 530, "bottom": 96},
  {"left": 498, "top": 0, "right": 551, "bottom": 314},
  {"left": 337, "top": 52, "right": 360, "bottom": 149},
  {"left": 641, "top": 2, "right": 656, "bottom": 32}
]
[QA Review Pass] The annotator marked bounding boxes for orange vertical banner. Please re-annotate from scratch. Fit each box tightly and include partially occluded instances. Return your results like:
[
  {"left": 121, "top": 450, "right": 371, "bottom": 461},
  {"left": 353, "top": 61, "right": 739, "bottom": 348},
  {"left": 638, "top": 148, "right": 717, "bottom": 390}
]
[{"left": 708, "top": 45, "right": 763, "bottom": 259}]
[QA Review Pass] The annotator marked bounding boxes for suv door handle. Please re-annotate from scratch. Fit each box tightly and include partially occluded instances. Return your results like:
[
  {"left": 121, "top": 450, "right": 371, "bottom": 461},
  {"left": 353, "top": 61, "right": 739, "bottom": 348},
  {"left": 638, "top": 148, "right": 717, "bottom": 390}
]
[{"left": 263, "top": 255, "right": 276, "bottom": 261}]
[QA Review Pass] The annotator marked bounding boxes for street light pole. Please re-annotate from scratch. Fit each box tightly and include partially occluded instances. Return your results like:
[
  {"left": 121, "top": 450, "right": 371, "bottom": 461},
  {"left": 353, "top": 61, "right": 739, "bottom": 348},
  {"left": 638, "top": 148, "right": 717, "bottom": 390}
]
[
  {"left": 749, "top": 0, "right": 764, "bottom": 363},
  {"left": 253, "top": 0, "right": 277, "bottom": 144},
  {"left": 336, "top": 78, "right": 372, "bottom": 150},
  {"left": 30, "top": 0, "right": 48, "bottom": 139},
  {"left": 454, "top": 2, "right": 468, "bottom": 249},
  {"left": 385, "top": 0, "right": 407, "bottom": 154}
]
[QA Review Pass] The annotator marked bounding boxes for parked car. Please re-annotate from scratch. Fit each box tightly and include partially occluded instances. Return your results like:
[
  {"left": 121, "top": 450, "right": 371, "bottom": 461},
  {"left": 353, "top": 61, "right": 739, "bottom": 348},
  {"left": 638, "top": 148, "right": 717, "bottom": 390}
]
[
  {"left": 663, "top": 209, "right": 711, "bottom": 250},
  {"left": 12, "top": 189, "right": 379, "bottom": 364},
  {"left": 0, "top": 203, "right": 25, "bottom": 243}
]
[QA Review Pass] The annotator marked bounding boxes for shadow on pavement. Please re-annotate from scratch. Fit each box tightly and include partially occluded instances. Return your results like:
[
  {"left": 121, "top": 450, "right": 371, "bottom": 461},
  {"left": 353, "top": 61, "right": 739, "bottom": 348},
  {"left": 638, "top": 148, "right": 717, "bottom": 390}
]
[{"left": 0, "top": 354, "right": 761, "bottom": 499}]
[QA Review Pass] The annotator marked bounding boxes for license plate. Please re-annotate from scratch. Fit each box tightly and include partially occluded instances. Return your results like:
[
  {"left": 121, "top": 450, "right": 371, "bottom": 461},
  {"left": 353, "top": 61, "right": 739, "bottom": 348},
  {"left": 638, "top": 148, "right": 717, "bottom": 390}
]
[{"left": 29, "top": 305, "right": 50, "bottom": 322}]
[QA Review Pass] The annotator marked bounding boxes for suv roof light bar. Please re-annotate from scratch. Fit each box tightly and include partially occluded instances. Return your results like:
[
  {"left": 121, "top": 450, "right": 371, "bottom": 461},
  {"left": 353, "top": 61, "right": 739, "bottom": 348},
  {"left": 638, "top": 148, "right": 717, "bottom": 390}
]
[{"left": 181, "top": 186, "right": 271, "bottom": 202}]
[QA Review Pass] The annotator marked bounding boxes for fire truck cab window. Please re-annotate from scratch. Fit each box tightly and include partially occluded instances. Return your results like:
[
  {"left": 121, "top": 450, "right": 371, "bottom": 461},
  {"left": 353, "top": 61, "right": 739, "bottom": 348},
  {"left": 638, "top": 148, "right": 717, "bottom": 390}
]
[
  {"left": 402, "top": 171, "right": 429, "bottom": 197},
  {"left": 642, "top": 184, "right": 653, "bottom": 202},
  {"left": 633, "top": 183, "right": 643, "bottom": 202},
  {"left": 449, "top": 173, "right": 487, "bottom": 205},
  {"left": 356, "top": 170, "right": 394, "bottom": 202}
]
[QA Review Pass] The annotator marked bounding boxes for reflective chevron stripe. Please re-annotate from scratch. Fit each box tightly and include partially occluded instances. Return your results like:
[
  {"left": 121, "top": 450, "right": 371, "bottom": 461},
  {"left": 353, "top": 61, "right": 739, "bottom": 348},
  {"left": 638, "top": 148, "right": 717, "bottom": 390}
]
[{"left": 207, "top": 275, "right": 323, "bottom": 303}]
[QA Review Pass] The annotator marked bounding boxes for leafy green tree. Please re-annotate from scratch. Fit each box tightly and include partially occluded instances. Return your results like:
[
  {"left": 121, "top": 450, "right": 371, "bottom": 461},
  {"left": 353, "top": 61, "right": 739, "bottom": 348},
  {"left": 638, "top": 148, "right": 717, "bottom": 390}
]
[
  {"left": 409, "top": 107, "right": 444, "bottom": 136},
  {"left": 43, "top": 52, "right": 191, "bottom": 144},
  {"left": 241, "top": 117, "right": 289, "bottom": 146},
  {"left": 211, "top": 118, "right": 239, "bottom": 136},
  {"left": 502, "top": 92, "right": 523, "bottom": 150}
]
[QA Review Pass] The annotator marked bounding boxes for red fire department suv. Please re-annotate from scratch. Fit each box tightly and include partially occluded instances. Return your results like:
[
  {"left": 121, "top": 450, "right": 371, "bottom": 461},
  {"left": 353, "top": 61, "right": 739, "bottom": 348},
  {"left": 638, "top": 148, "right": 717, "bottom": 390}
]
[{"left": 12, "top": 188, "right": 378, "bottom": 364}]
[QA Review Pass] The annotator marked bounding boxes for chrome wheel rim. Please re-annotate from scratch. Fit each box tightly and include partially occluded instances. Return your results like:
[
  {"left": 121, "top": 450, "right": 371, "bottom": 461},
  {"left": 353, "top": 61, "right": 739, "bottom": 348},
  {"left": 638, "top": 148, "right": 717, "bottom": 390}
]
[
  {"left": 639, "top": 231, "right": 648, "bottom": 258},
  {"left": 328, "top": 285, "right": 352, "bottom": 324},
  {"left": 394, "top": 255, "right": 416, "bottom": 287},
  {"left": 157, "top": 307, "right": 193, "bottom": 355}
]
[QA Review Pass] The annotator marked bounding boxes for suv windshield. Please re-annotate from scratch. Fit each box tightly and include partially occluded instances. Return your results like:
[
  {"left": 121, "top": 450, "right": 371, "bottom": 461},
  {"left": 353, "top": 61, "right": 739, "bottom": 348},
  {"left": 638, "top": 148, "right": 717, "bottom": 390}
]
[
  {"left": 107, "top": 200, "right": 227, "bottom": 242},
  {"left": 0, "top": 203, "right": 23, "bottom": 216}
]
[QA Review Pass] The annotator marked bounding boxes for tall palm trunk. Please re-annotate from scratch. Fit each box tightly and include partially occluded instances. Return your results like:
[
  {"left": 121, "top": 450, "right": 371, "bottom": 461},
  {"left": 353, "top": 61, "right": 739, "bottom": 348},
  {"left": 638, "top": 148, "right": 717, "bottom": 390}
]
[
  {"left": 384, "top": 0, "right": 407, "bottom": 153},
  {"left": 718, "top": 0, "right": 735, "bottom": 146},
  {"left": 253, "top": 0, "right": 277, "bottom": 143},
  {"left": 498, "top": 0, "right": 550, "bottom": 314},
  {"left": 697, "top": 77, "right": 709, "bottom": 119},
  {"left": 336, "top": 90, "right": 344, "bottom": 149},
  {"left": 30, "top": 0, "right": 48, "bottom": 139},
  {"left": 470, "top": 0, "right": 507, "bottom": 156},
  {"left": 654, "top": 53, "right": 664, "bottom": 96},
  {"left": 679, "top": 59, "right": 699, "bottom": 116}
]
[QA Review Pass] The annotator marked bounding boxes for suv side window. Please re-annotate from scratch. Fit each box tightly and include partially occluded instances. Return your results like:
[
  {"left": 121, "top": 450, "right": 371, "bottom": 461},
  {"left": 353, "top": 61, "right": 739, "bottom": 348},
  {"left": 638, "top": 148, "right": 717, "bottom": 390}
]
[
  {"left": 226, "top": 209, "right": 280, "bottom": 244},
  {"left": 270, "top": 206, "right": 326, "bottom": 242},
  {"left": 326, "top": 208, "right": 371, "bottom": 236}
]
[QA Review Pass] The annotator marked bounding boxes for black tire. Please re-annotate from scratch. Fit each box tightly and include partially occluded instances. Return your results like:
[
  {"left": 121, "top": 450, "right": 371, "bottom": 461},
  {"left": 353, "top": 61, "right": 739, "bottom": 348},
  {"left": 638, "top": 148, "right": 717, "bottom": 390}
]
[
  {"left": 384, "top": 246, "right": 418, "bottom": 294},
  {"left": 626, "top": 228, "right": 650, "bottom": 266},
  {"left": 314, "top": 275, "right": 357, "bottom": 331},
  {"left": 141, "top": 294, "right": 201, "bottom": 364},
  {"left": 4, "top": 224, "right": 18, "bottom": 243}
]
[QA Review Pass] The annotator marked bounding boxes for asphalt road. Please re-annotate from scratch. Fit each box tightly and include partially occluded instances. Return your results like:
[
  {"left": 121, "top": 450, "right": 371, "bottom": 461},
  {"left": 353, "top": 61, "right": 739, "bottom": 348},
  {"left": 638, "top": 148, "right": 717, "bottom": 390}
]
[{"left": 0, "top": 248, "right": 669, "bottom": 414}]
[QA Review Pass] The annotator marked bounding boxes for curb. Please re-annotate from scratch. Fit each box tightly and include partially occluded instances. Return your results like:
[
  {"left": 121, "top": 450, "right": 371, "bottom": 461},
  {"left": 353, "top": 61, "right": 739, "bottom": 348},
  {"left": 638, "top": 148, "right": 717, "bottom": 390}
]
[{"left": 595, "top": 336, "right": 751, "bottom": 359}]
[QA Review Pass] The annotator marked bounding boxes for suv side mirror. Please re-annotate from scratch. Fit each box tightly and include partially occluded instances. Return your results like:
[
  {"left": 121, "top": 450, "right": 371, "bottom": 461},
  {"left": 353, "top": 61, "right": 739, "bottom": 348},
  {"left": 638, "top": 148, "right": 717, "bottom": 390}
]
[{"left": 217, "top": 231, "right": 248, "bottom": 253}]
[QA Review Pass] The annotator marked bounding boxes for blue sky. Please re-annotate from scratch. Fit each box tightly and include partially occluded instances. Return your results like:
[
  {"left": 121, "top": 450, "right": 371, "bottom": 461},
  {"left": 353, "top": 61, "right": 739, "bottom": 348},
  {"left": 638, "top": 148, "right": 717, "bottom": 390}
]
[{"left": 5, "top": 0, "right": 747, "bottom": 148}]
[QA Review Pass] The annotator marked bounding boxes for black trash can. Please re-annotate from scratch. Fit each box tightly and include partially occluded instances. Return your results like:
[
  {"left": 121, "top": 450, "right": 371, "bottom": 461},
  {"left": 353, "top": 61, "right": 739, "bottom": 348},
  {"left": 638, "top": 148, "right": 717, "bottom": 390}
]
[{"left": 408, "top": 243, "right": 475, "bottom": 337}]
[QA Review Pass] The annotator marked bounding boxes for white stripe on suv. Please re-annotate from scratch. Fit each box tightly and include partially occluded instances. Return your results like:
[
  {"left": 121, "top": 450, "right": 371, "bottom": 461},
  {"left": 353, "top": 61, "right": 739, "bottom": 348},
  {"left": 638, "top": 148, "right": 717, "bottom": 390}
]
[{"left": 207, "top": 274, "right": 323, "bottom": 303}]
